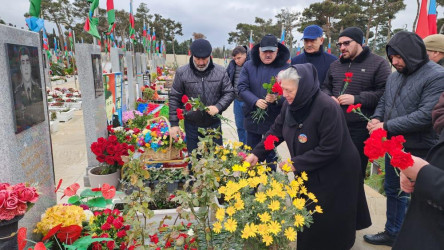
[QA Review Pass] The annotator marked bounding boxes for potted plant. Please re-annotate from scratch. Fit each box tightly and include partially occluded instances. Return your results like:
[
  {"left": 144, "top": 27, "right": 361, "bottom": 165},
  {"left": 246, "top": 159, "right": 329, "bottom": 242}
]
[
  {"left": 89, "top": 135, "right": 135, "bottom": 188},
  {"left": 58, "top": 108, "right": 75, "bottom": 122},
  {"left": 49, "top": 111, "right": 59, "bottom": 133},
  {"left": 0, "top": 182, "right": 39, "bottom": 249}
]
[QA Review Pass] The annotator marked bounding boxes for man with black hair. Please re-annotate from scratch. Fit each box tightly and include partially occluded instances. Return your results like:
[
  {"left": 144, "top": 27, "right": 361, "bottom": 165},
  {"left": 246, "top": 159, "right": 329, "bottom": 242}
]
[
  {"left": 226, "top": 45, "right": 249, "bottom": 144},
  {"left": 322, "top": 27, "right": 391, "bottom": 178},
  {"left": 364, "top": 31, "right": 444, "bottom": 247},
  {"left": 169, "top": 38, "right": 234, "bottom": 154}
]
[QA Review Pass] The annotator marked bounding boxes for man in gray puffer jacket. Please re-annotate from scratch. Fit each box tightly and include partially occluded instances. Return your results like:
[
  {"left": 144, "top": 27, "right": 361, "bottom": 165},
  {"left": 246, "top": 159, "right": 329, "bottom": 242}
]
[
  {"left": 169, "top": 39, "right": 234, "bottom": 154},
  {"left": 364, "top": 31, "right": 444, "bottom": 247}
]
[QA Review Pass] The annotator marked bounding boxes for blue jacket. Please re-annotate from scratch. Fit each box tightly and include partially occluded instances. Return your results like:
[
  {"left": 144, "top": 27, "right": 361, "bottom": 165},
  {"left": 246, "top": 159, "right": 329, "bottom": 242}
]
[
  {"left": 291, "top": 45, "right": 337, "bottom": 85},
  {"left": 226, "top": 46, "right": 250, "bottom": 100},
  {"left": 238, "top": 42, "right": 290, "bottom": 134}
]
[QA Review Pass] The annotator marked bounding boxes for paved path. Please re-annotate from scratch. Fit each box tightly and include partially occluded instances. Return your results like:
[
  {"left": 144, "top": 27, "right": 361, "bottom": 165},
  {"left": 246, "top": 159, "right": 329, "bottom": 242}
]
[{"left": 51, "top": 80, "right": 389, "bottom": 249}]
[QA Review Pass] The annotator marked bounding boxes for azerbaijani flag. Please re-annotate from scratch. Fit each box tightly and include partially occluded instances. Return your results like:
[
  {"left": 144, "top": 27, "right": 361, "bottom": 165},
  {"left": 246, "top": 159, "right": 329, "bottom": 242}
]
[
  {"left": 129, "top": 0, "right": 136, "bottom": 42},
  {"left": 147, "top": 27, "right": 151, "bottom": 51},
  {"left": 327, "top": 41, "right": 331, "bottom": 54},
  {"left": 25, "top": 0, "right": 44, "bottom": 32},
  {"left": 152, "top": 29, "right": 156, "bottom": 52},
  {"left": 280, "top": 28, "right": 286, "bottom": 45},
  {"left": 143, "top": 23, "right": 147, "bottom": 50},
  {"left": 68, "top": 29, "right": 73, "bottom": 50},
  {"left": 42, "top": 28, "right": 49, "bottom": 50},
  {"left": 296, "top": 45, "right": 301, "bottom": 56},
  {"left": 106, "top": 0, "right": 116, "bottom": 34},
  {"left": 84, "top": 0, "right": 100, "bottom": 38},
  {"left": 54, "top": 37, "right": 58, "bottom": 54},
  {"left": 416, "top": 0, "right": 437, "bottom": 38},
  {"left": 249, "top": 30, "right": 253, "bottom": 49}
]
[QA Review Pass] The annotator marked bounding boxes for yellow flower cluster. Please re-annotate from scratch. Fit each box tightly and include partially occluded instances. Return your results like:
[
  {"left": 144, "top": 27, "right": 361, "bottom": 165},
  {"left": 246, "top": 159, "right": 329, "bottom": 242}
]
[{"left": 34, "top": 204, "right": 86, "bottom": 235}]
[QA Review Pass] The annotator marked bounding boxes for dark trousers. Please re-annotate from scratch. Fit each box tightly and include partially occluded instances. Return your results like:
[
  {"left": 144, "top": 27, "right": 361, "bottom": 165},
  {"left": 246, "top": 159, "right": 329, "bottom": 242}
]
[
  {"left": 184, "top": 121, "right": 223, "bottom": 155},
  {"left": 247, "top": 131, "right": 277, "bottom": 170},
  {"left": 348, "top": 123, "right": 369, "bottom": 178}
]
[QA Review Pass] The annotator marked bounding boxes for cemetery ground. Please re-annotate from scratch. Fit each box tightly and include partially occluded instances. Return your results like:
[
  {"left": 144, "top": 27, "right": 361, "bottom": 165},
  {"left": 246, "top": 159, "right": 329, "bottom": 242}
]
[{"left": 52, "top": 78, "right": 389, "bottom": 250}]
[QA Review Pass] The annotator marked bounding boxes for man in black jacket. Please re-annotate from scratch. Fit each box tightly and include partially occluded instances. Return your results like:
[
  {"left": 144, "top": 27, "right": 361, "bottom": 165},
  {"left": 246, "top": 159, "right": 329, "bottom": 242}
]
[
  {"left": 322, "top": 27, "right": 391, "bottom": 177},
  {"left": 364, "top": 31, "right": 444, "bottom": 247},
  {"left": 169, "top": 39, "right": 234, "bottom": 154}
]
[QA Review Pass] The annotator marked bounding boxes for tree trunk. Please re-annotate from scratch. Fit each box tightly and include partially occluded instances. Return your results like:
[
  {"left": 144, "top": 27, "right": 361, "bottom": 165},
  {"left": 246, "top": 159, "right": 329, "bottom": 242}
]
[
  {"left": 172, "top": 38, "right": 178, "bottom": 66},
  {"left": 413, "top": 0, "right": 420, "bottom": 32},
  {"left": 440, "top": 23, "right": 444, "bottom": 34},
  {"left": 372, "top": 24, "right": 380, "bottom": 51},
  {"left": 55, "top": 21, "right": 65, "bottom": 52},
  {"left": 387, "top": 19, "right": 392, "bottom": 41},
  {"left": 365, "top": 0, "right": 375, "bottom": 46}
]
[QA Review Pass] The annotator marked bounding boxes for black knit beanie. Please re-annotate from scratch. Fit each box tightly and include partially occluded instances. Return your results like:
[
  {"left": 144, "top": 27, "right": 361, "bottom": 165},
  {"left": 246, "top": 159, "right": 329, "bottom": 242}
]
[
  {"left": 339, "top": 27, "right": 364, "bottom": 45},
  {"left": 190, "top": 39, "right": 212, "bottom": 58}
]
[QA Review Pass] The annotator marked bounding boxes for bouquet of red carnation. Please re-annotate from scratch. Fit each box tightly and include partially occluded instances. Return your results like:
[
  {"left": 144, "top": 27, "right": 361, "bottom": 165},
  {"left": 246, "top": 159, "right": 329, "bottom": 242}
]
[
  {"left": 364, "top": 128, "right": 413, "bottom": 171},
  {"left": 89, "top": 208, "right": 132, "bottom": 250},
  {"left": 90, "top": 135, "right": 135, "bottom": 174},
  {"left": 180, "top": 95, "right": 233, "bottom": 127},
  {"left": 0, "top": 182, "right": 39, "bottom": 221},
  {"left": 251, "top": 76, "right": 283, "bottom": 124}
]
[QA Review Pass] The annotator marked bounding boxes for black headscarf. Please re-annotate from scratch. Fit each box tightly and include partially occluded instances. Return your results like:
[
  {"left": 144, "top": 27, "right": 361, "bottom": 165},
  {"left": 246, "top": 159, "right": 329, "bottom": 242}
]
[{"left": 285, "top": 64, "right": 320, "bottom": 127}]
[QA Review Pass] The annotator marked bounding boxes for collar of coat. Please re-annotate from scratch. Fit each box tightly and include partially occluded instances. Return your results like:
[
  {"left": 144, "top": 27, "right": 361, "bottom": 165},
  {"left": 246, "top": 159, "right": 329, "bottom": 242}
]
[
  {"left": 189, "top": 56, "right": 215, "bottom": 77},
  {"left": 250, "top": 42, "right": 290, "bottom": 68},
  {"left": 339, "top": 46, "right": 370, "bottom": 64}
]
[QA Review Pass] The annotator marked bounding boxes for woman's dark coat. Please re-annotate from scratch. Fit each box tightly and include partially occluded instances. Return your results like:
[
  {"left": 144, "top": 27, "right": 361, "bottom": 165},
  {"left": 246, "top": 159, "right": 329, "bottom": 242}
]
[
  {"left": 393, "top": 93, "right": 444, "bottom": 250},
  {"left": 252, "top": 64, "right": 371, "bottom": 250}
]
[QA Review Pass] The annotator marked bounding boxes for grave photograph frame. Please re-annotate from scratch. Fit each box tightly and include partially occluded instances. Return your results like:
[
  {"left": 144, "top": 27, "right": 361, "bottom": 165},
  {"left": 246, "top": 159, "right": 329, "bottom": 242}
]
[
  {"left": 91, "top": 54, "right": 103, "bottom": 98},
  {"left": 6, "top": 43, "right": 45, "bottom": 134}
]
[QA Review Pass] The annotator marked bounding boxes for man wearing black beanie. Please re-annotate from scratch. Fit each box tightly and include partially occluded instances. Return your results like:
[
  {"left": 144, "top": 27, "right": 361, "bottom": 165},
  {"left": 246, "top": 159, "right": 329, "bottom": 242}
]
[
  {"left": 169, "top": 38, "right": 234, "bottom": 154},
  {"left": 322, "top": 27, "right": 391, "bottom": 180}
]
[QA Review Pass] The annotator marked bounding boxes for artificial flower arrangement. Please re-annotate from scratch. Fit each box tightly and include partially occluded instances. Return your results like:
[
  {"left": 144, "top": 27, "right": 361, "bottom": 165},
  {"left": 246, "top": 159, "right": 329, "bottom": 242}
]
[
  {"left": 136, "top": 119, "right": 186, "bottom": 152},
  {"left": 0, "top": 182, "right": 39, "bottom": 221},
  {"left": 147, "top": 221, "right": 198, "bottom": 250},
  {"left": 251, "top": 76, "right": 283, "bottom": 124},
  {"left": 213, "top": 162, "right": 319, "bottom": 248},
  {"left": 108, "top": 126, "right": 141, "bottom": 149},
  {"left": 122, "top": 109, "right": 153, "bottom": 130},
  {"left": 90, "top": 135, "right": 135, "bottom": 175}
]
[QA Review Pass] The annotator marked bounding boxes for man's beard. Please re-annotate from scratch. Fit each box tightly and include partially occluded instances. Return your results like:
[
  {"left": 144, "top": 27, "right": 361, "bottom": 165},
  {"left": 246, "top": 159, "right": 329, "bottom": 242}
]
[{"left": 193, "top": 60, "right": 209, "bottom": 72}]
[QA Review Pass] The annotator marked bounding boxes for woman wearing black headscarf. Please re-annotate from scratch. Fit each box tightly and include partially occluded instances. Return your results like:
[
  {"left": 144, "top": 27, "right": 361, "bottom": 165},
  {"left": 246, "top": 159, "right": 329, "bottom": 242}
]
[
  {"left": 245, "top": 64, "right": 371, "bottom": 250},
  {"left": 393, "top": 92, "right": 444, "bottom": 250}
]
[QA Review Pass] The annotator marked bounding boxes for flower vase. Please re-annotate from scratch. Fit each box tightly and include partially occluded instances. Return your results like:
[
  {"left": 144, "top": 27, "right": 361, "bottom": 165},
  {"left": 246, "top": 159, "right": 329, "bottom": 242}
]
[
  {"left": 88, "top": 165, "right": 121, "bottom": 188},
  {"left": 0, "top": 215, "right": 24, "bottom": 250}
]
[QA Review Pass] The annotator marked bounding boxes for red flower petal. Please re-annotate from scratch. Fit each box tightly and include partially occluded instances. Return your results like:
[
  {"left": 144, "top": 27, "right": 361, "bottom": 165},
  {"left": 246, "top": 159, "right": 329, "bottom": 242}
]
[
  {"left": 264, "top": 135, "right": 279, "bottom": 150},
  {"left": 34, "top": 242, "right": 47, "bottom": 250},
  {"left": 181, "top": 95, "right": 189, "bottom": 104},
  {"left": 56, "top": 225, "right": 82, "bottom": 244},
  {"left": 42, "top": 224, "right": 62, "bottom": 242},
  {"left": 101, "top": 184, "right": 116, "bottom": 199},
  {"left": 54, "top": 179, "right": 63, "bottom": 193},
  {"left": 17, "top": 227, "right": 27, "bottom": 250},
  {"left": 346, "top": 105, "right": 355, "bottom": 113},
  {"left": 62, "top": 183, "right": 80, "bottom": 199}
]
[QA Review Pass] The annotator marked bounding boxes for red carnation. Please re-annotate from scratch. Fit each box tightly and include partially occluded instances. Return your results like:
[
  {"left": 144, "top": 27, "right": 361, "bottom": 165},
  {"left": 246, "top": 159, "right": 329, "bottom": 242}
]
[
  {"left": 116, "top": 230, "right": 127, "bottom": 238},
  {"left": 101, "top": 223, "right": 112, "bottom": 231},
  {"left": 383, "top": 135, "right": 406, "bottom": 155},
  {"left": 345, "top": 72, "right": 353, "bottom": 78},
  {"left": 181, "top": 95, "right": 189, "bottom": 104},
  {"left": 185, "top": 103, "right": 192, "bottom": 111},
  {"left": 271, "top": 82, "right": 283, "bottom": 95},
  {"left": 363, "top": 137, "right": 385, "bottom": 162},
  {"left": 264, "top": 135, "right": 279, "bottom": 150},
  {"left": 390, "top": 150, "right": 414, "bottom": 170},
  {"left": 177, "top": 108, "right": 185, "bottom": 120},
  {"left": 113, "top": 218, "right": 123, "bottom": 229},
  {"left": 346, "top": 104, "right": 355, "bottom": 113},
  {"left": 107, "top": 241, "right": 115, "bottom": 250},
  {"left": 370, "top": 128, "right": 387, "bottom": 141}
]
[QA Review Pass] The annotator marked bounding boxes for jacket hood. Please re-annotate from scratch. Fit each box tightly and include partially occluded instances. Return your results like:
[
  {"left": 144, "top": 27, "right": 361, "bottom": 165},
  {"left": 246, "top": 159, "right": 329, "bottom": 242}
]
[
  {"left": 289, "top": 63, "right": 320, "bottom": 111},
  {"left": 251, "top": 42, "right": 290, "bottom": 68},
  {"left": 386, "top": 31, "right": 429, "bottom": 75}
]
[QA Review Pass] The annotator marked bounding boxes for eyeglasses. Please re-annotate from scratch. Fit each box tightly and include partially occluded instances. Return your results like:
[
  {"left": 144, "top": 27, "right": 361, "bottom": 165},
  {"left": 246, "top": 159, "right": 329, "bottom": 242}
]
[{"left": 336, "top": 40, "right": 354, "bottom": 48}]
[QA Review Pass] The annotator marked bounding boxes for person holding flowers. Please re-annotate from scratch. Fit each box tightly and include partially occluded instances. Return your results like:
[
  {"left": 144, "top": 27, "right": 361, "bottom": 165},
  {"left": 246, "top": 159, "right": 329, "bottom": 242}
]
[
  {"left": 245, "top": 64, "right": 371, "bottom": 250},
  {"left": 321, "top": 27, "right": 391, "bottom": 177},
  {"left": 168, "top": 38, "right": 234, "bottom": 154},
  {"left": 364, "top": 31, "right": 444, "bottom": 247}
]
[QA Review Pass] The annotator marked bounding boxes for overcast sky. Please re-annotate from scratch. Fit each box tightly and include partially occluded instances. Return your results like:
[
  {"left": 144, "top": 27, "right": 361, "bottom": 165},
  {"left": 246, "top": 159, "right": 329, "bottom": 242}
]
[{"left": 1, "top": 0, "right": 440, "bottom": 48}]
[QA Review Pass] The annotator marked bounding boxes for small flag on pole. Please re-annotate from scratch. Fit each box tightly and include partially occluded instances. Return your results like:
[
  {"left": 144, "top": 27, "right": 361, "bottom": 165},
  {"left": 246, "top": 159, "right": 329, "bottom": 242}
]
[
  {"left": 84, "top": 0, "right": 100, "bottom": 38},
  {"left": 249, "top": 30, "right": 254, "bottom": 49},
  {"left": 280, "top": 25, "right": 286, "bottom": 45}
]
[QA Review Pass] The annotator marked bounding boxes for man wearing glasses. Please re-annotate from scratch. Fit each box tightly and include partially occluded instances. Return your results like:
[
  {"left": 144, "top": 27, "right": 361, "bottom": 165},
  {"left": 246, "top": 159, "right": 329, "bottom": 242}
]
[{"left": 322, "top": 27, "right": 391, "bottom": 179}]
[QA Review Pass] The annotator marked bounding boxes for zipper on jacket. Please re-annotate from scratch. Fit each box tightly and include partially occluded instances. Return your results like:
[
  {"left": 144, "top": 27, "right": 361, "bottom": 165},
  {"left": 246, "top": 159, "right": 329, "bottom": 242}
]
[{"left": 201, "top": 77, "right": 206, "bottom": 104}]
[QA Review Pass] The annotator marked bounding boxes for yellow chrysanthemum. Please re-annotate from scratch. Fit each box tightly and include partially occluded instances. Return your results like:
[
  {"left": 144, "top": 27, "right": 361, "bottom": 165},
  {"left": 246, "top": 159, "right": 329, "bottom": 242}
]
[
  {"left": 315, "top": 205, "right": 323, "bottom": 214},
  {"left": 248, "top": 170, "right": 256, "bottom": 177},
  {"left": 284, "top": 227, "right": 297, "bottom": 241},
  {"left": 293, "top": 198, "right": 306, "bottom": 210},
  {"left": 255, "top": 192, "right": 267, "bottom": 203},
  {"left": 35, "top": 204, "right": 86, "bottom": 235},
  {"left": 234, "top": 199, "right": 245, "bottom": 210},
  {"left": 307, "top": 192, "right": 318, "bottom": 203},
  {"left": 266, "top": 189, "right": 275, "bottom": 198},
  {"left": 290, "top": 180, "right": 299, "bottom": 188},
  {"left": 258, "top": 212, "right": 271, "bottom": 223},
  {"left": 257, "top": 223, "right": 268, "bottom": 236},
  {"left": 259, "top": 174, "right": 268, "bottom": 185},
  {"left": 238, "top": 179, "right": 249, "bottom": 188},
  {"left": 294, "top": 214, "right": 305, "bottom": 227},
  {"left": 268, "top": 200, "right": 280, "bottom": 211},
  {"left": 301, "top": 171, "right": 308, "bottom": 181},
  {"left": 221, "top": 155, "right": 227, "bottom": 161},
  {"left": 223, "top": 149, "right": 230, "bottom": 155},
  {"left": 213, "top": 221, "right": 222, "bottom": 233},
  {"left": 216, "top": 208, "right": 225, "bottom": 221},
  {"left": 241, "top": 223, "right": 258, "bottom": 239},
  {"left": 300, "top": 185, "right": 308, "bottom": 195},
  {"left": 262, "top": 234, "right": 273, "bottom": 246},
  {"left": 297, "top": 177, "right": 304, "bottom": 185},
  {"left": 224, "top": 218, "right": 238, "bottom": 232},
  {"left": 267, "top": 221, "right": 282, "bottom": 235},
  {"left": 282, "top": 163, "right": 292, "bottom": 172},
  {"left": 226, "top": 206, "right": 236, "bottom": 217},
  {"left": 286, "top": 186, "right": 297, "bottom": 198}
]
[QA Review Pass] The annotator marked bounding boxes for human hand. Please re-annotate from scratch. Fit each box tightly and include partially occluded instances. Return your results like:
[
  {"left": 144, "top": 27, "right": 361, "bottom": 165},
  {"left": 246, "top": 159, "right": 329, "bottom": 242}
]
[
  {"left": 170, "top": 126, "right": 180, "bottom": 138},
  {"left": 245, "top": 154, "right": 259, "bottom": 166},
  {"left": 331, "top": 96, "right": 340, "bottom": 104},
  {"left": 338, "top": 94, "right": 355, "bottom": 105},
  {"left": 366, "top": 119, "right": 380, "bottom": 132},
  {"left": 279, "top": 161, "right": 295, "bottom": 172},
  {"left": 400, "top": 172, "right": 415, "bottom": 193},
  {"left": 401, "top": 156, "right": 429, "bottom": 182},
  {"left": 265, "top": 94, "right": 277, "bottom": 103},
  {"left": 255, "top": 99, "right": 268, "bottom": 110},
  {"left": 369, "top": 122, "right": 384, "bottom": 134},
  {"left": 206, "top": 105, "right": 219, "bottom": 116}
]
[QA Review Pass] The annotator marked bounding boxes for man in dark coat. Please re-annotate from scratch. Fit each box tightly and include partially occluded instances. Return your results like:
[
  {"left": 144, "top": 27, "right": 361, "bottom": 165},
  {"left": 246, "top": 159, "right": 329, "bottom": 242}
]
[
  {"left": 291, "top": 25, "right": 337, "bottom": 84},
  {"left": 245, "top": 64, "right": 371, "bottom": 250},
  {"left": 423, "top": 34, "right": 444, "bottom": 66},
  {"left": 238, "top": 34, "right": 289, "bottom": 166},
  {"left": 393, "top": 92, "right": 444, "bottom": 249},
  {"left": 169, "top": 39, "right": 234, "bottom": 154},
  {"left": 226, "top": 45, "right": 250, "bottom": 144},
  {"left": 322, "top": 27, "right": 391, "bottom": 177},
  {"left": 365, "top": 31, "right": 444, "bottom": 246}
]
